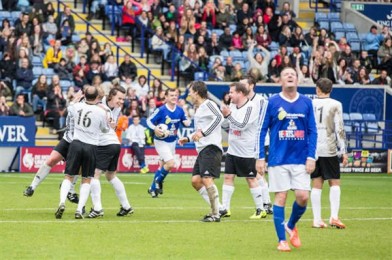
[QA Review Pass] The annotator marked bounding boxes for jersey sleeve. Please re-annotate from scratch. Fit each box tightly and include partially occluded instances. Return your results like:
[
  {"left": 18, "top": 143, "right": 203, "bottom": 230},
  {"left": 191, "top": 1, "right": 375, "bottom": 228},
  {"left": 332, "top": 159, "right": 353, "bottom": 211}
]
[
  {"left": 201, "top": 101, "right": 223, "bottom": 136},
  {"left": 257, "top": 100, "right": 270, "bottom": 159},
  {"left": 334, "top": 102, "right": 347, "bottom": 155},
  {"left": 306, "top": 100, "right": 318, "bottom": 160},
  {"left": 226, "top": 103, "right": 258, "bottom": 130},
  {"left": 146, "top": 107, "right": 161, "bottom": 130}
]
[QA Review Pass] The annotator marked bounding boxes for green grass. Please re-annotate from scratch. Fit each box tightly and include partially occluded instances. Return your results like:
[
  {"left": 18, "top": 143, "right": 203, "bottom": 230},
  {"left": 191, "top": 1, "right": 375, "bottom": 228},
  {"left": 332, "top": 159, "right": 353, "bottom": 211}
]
[{"left": 0, "top": 173, "right": 391, "bottom": 259}]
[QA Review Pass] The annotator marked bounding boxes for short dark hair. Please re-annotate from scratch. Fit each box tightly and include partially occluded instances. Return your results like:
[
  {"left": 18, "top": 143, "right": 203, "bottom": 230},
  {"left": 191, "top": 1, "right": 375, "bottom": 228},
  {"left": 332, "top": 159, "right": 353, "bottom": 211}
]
[
  {"left": 230, "top": 82, "right": 249, "bottom": 96},
  {"left": 190, "top": 81, "right": 208, "bottom": 99},
  {"left": 84, "top": 86, "right": 98, "bottom": 101},
  {"left": 244, "top": 75, "right": 257, "bottom": 87},
  {"left": 165, "top": 87, "right": 177, "bottom": 96},
  {"left": 107, "top": 86, "right": 126, "bottom": 101},
  {"left": 316, "top": 78, "right": 333, "bottom": 94}
]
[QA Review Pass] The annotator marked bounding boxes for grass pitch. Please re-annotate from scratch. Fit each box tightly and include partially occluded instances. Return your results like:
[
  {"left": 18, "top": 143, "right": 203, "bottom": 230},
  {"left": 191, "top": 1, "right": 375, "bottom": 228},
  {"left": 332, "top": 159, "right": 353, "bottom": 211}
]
[{"left": 0, "top": 173, "right": 391, "bottom": 259}]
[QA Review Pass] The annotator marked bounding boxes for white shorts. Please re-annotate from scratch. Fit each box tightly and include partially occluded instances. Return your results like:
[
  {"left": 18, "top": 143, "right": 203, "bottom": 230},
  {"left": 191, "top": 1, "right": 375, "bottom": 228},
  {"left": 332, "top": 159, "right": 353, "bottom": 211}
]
[
  {"left": 268, "top": 164, "right": 311, "bottom": 192},
  {"left": 154, "top": 139, "right": 176, "bottom": 162}
]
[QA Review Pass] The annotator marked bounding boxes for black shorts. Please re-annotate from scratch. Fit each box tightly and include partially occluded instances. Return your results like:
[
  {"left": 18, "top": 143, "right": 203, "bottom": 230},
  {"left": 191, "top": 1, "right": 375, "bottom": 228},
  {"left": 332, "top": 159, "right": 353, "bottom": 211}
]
[
  {"left": 192, "top": 145, "right": 222, "bottom": 179},
  {"left": 225, "top": 153, "right": 257, "bottom": 178},
  {"left": 311, "top": 156, "right": 340, "bottom": 180},
  {"left": 96, "top": 144, "right": 121, "bottom": 172},
  {"left": 65, "top": 140, "right": 97, "bottom": 178},
  {"left": 53, "top": 139, "right": 71, "bottom": 159}
]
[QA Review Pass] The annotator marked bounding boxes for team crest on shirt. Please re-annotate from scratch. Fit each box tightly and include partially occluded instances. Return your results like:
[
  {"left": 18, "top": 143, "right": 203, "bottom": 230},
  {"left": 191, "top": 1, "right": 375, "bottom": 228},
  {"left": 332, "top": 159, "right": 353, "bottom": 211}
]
[
  {"left": 277, "top": 107, "right": 287, "bottom": 120},
  {"left": 165, "top": 116, "right": 172, "bottom": 124},
  {"left": 279, "top": 120, "right": 304, "bottom": 140},
  {"left": 287, "top": 120, "right": 297, "bottom": 130}
]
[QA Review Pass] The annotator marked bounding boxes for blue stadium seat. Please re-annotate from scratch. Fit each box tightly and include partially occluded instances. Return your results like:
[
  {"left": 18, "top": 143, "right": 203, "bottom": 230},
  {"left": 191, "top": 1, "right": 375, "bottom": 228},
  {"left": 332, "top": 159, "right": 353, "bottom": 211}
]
[
  {"left": 362, "top": 113, "right": 378, "bottom": 133},
  {"left": 328, "top": 12, "right": 341, "bottom": 23},
  {"left": 343, "top": 23, "right": 357, "bottom": 33},
  {"left": 194, "top": 72, "right": 206, "bottom": 81},
  {"left": 212, "top": 29, "right": 224, "bottom": 38},
  {"left": 33, "top": 67, "right": 43, "bottom": 77},
  {"left": 315, "top": 12, "right": 328, "bottom": 22},
  {"left": 60, "top": 80, "right": 72, "bottom": 92},
  {"left": 349, "top": 41, "right": 361, "bottom": 53},
  {"left": 11, "top": 11, "right": 21, "bottom": 22},
  {"left": 334, "top": 31, "right": 345, "bottom": 41},
  {"left": 346, "top": 32, "right": 359, "bottom": 42},
  {"left": 32, "top": 56, "right": 42, "bottom": 67},
  {"left": 319, "top": 21, "right": 329, "bottom": 31},
  {"left": 0, "top": 11, "right": 12, "bottom": 20},
  {"left": 331, "top": 22, "right": 344, "bottom": 33}
]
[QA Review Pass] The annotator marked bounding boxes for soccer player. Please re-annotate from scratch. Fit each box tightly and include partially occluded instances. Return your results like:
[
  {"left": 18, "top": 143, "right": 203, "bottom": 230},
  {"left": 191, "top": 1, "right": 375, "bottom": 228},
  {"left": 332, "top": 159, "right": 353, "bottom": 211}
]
[
  {"left": 256, "top": 67, "right": 317, "bottom": 252},
  {"left": 146, "top": 88, "right": 190, "bottom": 198},
  {"left": 311, "top": 78, "right": 348, "bottom": 229},
  {"left": 220, "top": 82, "right": 266, "bottom": 219},
  {"left": 23, "top": 91, "right": 85, "bottom": 203},
  {"left": 178, "top": 81, "right": 223, "bottom": 222},
  {"left": 55, "top": 86, "right": 110, "bottom": 219},
  {"left": 240, "top": 76, "right": 273, "bottom": 215},
  {"left": 88, "top": 87, "right": 134, "bottom": 218}
]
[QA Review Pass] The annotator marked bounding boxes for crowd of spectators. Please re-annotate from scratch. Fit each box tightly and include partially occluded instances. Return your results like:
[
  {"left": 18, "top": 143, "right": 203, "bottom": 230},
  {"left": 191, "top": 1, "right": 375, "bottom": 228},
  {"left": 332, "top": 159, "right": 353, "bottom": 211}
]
[{"left": 0, "top": 0, "right": 392, "bottom": 134}]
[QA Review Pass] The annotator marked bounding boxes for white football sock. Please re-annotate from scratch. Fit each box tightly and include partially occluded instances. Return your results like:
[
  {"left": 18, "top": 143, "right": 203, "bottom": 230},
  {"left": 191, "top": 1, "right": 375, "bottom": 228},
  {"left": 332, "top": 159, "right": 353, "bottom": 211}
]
[
  {"left": 90, "top": 178, "right": 102, "bottom": 211},
  {"left": 222, "top": 184, "right": 235, "bottom": 211},
  {"left": 77, "top": 183, "right": 91, "bottom": 213},
  {"left": 59, "top": 179, "right": 71, "bottom": 205},
  {"left": 206, "top": 184, "right": 219, "bottom": 217},
  {"left": 198, "top": 186, "right": 211, "bottom": 205},
  {"left": 110, "top": 177, "right": 131, "bottom": 209},
  {"left": 330, "top": 186, "right": 341, "bottom": 219},
  {"left": 31, "top": 163, "right": 51, "bottom": 189},
  {"left": 250, "top": 186, "right": 264, "bottom": 210},
  {"left": 69, "top": 175, "right": 79, "bottom": 194},
  {"left": 258, "top": 177, "right": 271, "bottom": 204},
  {"left": 311, "top": 188, "right": 322, "bottom": 222}
]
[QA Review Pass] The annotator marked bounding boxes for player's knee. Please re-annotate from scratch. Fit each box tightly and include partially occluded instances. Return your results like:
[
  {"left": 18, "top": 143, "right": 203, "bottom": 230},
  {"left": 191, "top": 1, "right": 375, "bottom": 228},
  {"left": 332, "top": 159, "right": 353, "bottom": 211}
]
[
  {"left": 223, "top": 174, "right": 234, "bottom": 184},
  {"left": 191, "top": 176, "right": 203, "bottom": 190},
  {"left": 105, "top": 171, "right": 115, "bottom": 181},
  {"left": 164, "top": 160, "right": 175, "bottom": 170}
]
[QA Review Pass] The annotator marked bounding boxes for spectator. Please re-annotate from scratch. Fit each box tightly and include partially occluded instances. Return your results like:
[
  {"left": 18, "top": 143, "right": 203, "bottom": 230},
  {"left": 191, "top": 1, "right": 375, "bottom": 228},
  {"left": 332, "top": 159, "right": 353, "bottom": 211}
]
[
  {"left": 216, "top": 1, "right": 230, "bottom": 29},
  {"left": 206, "top": 32, "right": 221, "bottom": 56},
  {"left": 365, "top": 25, "right": 384, "bottom": 68},
  {"left": 359, "top": 50, "right": 372, "bottom": 74},
  {"left": 54, "top": 58, "right": 73, "bottom": 81},
  {"left": 358, "top": 66, "right": 371, "bottom": 85},
  {"left": 15, "top": 58, "right": 34, "bottom": 98},
  {"left": 372, "top": 69, "right": 391, "bottom": 85},
  {"left": 125, "top": 115, "right": 149, "bottom": 173},
  {"left": 77, "top": 38, "right": 89, "bottom": 58},
  {"left": 42, "top": 39, "right": 63, "bottom": 68},
  {"left": 99, "top": 42, "right": 113, "bottom": 64},
  {"left": 0, "top": 81, "right": 12, "bottom": 99},
  {"left": 280, "top": 1, "right": 296, "bottom": 17},
  {"left": 247, "top": 42, "right": 270, "bottom": 79},
  {"left": 289, "top": 46, "right": 305, "bottom": 67},
  {"left": 119, "top": 54, "right": 138, "bottom": 81},
  {"left": 125, "top": 99, "right": 142, "bottom": 118},
  {"left": 151, "top": 27, "right": 171, "bottom": 60},
  {"left": 102, "top": 55, "right": 118, "bottom": 82},
  {"left": 231, "top": 62, "right": 244, "bottom": 82},
  {"left": 336, "top": 58, "right": 348, "bottom": 84},
  {"left": 219, "top": 26, "right": 234, "bottom": 50},
  {"left": 381, "top": 25, "right": 392, "bottom": 40},
  {"left": 14, "top": 12, "right": 32, "bottom": 38},
  {"left": 121, "top": 74, "right": 135, "bottom": 91},
  {"left": 46, "top": 77, "right": 67, "bottom": 131},
  {"left": 197, "top": 46, "right": 208, "bottom": 71},
  {"left": 237, "top": 3, "right": 253, "bottom": 25},
  {"left": 259, "top": 0, "right": 275, "bottom": 14},
  {"left": 179, "top": 8, "right": 196, "bottom": 36},
  {"left": 281, "top": 12, "right": 298, "bottom": 33},
  {"left": 345, "top": 59, "right": 361, "bottom": 84},
  {"left": 0, "top": 52, "right": 17, "bottom": 84},
  {"left": 55, "top": 6, "right": 75, "bottom": 36},
  {"left": 377, "top": 38, "right": 392, "bottom": 75},
  {"left": 279, "top": 25, "right": 292, "bottom": 47},
  {"left": 165, "top": 4, "right": 178, "bottom": 24},
  {"left": 339, "top": 45, "right": 355, "bottom": 67},
  {"left": 193, "top": 0, "right": 203, "bottom": 24},
  {"left": 268, "top": 14, "right": 282, "bottom": 42},
  {"left": 30, "top": 24, "right": 45, "bottom": 56},
  {"left": 202, "top": 0, "right": 216, "bottom": 29},
  {"left": 16, "top": 34, "right": 33, "bottom": 63},
  {"left": 320, "top": 50, "right": 337, "bottom": 83},
  {"left": 242, "top": 27, "right": 255, "bottom": 50},
  {"left": 304, "top": 26, "right": 318, "bottom": 46},
  {"left": 15, "top": 47, "right": 31, "bottom": 68},
  {"left": 0, "top": 96, "right": 10, "bottom": 116},
  {"left": 255, "top": 25, "right": 272, "bottom": 50},
  {"left": 267, "top": 58, "right": 281, "bottom": 83},
  {"left": 9, "top": 94, "right": 34, "bottom": 117},
  {"left": 263, "top": 6, "right": 274, "bottom": 25},
  {"left": 87, "top": 41, "right": 101, "bottom": 62},
  {"left": 133, "top": 75, "right": 150, "bottom": 100},
  {"left": 150, "top": 78, "right": 163, "bottom": 97},
  {"left": 86, "top": 61, "right": 104, "bottom": 84},
  {"left": 57, "top": 19, "right": 72, "bottom": 46},
  {"left": 143, "top": 97, "right": 157, "bottom": 118},
  {"left": 42, "top": 15, "right": 58, "bottom": 44},
  {"left": 31, "top": 74, "right": 48, "bottom": 113},
  {"left": 43, "top": 2, "right": 55, "bottom": 21},
  {"left": 232, "top": 31, "right": 244, "bottom": 51},
  {"left": 166, "top": 21, "right": 179, "bottom": 44}
]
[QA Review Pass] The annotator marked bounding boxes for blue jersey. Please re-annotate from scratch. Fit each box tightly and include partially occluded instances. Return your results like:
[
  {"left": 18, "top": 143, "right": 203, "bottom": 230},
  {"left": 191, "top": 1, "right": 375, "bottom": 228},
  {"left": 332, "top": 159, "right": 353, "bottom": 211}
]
[
  {"left": 257, "top": 93, "right": 317, "bottom": 166},
  {"left": 147, "top": 104, "right": 188, "bottom": 143}
]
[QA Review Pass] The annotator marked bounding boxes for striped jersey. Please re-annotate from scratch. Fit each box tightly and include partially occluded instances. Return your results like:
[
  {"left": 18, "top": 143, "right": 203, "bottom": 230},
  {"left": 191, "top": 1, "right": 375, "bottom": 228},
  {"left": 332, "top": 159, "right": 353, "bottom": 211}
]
[
  {"left": 312, "top": 97, "right": 346, "bottom": 157},
  {"left": 257, "top": 92, "right": 317, "bottom": 166},
  {"left": 67, "top": 102, "right": 110, "bottom": 146},
  {"left": 226, "top": 99, "right": 259, "bottom": 158},
  {"left": 250, "top": 92, "right": 270, "bottom": 155},
  {"left": 191, "top": 99, "right": 223, "bottom": 153},
  {"left": 98, "top": 96, "right": 122, "bottom": 146},
  {"left": 147, "top": 103, "right": 188, "bottom": 143}
]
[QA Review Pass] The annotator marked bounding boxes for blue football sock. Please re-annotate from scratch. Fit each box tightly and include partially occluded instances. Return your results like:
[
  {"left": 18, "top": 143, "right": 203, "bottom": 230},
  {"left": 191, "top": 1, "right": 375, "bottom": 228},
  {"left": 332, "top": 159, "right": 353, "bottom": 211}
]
[
  {"left": 156, "top": 167, "right": 169, "bottom": 183},
  {"left": 287, "top": 201, "right": 307, "bottom": 230},
  {"left": 150, "top": 168, "right": 162, "bottom": 190},
  {"left": 273, "top": 205, "right": 286, "bottom": 242},
  {"left": 140, "top": 162, "right": 146, "bottom": 168}
]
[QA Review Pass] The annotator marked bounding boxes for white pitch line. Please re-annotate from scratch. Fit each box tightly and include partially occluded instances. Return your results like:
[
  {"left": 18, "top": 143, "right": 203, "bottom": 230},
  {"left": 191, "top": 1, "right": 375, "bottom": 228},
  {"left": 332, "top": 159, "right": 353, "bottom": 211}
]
[
  {"left": 0, "top": 181, "right": 147, "bottom": 185},
  {"left": 0, "top": 217, "right": 391, "bottom": 224}
]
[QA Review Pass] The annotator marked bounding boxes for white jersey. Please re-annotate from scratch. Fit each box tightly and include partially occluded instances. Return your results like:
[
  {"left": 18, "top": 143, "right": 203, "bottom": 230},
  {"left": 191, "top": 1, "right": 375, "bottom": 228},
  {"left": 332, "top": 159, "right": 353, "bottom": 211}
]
[
  {"left": 98, "top": 96, "right": 122, "bottom": 146},
  {"left": 68, "top": 102, "right": 110, "bottom": 146},
  {"left": 125, "top": 124, "right": 146, "bottom": 146},
  {"left": 250, "top": 92, "right": 270, "bottom": 148},
  {"left": 226, "top": 99, "right": 259, "bottom": 158},
  {"left": 312, "top": 97, "right": 347, "bottom": 157},
  {"left": 62, "top": 112, "right": 74, "bottom": 143},
  {"left": 191, "top": 99, "right": 223, "bottom": 153}
]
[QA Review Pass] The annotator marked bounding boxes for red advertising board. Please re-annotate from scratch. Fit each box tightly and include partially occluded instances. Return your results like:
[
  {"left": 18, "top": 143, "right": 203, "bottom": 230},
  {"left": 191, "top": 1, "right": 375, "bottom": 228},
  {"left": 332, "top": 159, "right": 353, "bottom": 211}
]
[
  {"left": 19, "top": 147, "right": 198, "bottom": 173},
  {"left": 20, "top": 147, "right": 65, "bottom": 173}
]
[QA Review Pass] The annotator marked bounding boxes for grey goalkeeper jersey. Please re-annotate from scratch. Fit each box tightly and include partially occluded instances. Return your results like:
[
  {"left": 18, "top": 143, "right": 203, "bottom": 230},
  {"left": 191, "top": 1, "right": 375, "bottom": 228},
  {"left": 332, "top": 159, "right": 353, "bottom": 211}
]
[
  {"left": 191, "top": 99, "right": 223, "bottom": 153},
  {"left": 312, "top": 97, "right": 347, "bottom": 157}
]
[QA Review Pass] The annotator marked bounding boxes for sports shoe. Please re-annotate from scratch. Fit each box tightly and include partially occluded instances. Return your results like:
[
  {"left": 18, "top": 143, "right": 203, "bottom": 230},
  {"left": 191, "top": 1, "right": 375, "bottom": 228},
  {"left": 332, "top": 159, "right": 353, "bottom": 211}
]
[
  {"left": 219, "top": 209, "right": 231, "bottom": 218},
  {"left": 284, "top": 223, "right": 301, "bottom": 248},
  {"left": 67, "top": 192, "right": 79, "bottom": 204},
  {"left": 117, "top": 206, "right": 134, "bottom": 216},
  {"left": 55, "top": 204, "right": 65, "bottom": 219},
  {"left": 87, "top": 208, "right": 104, "bottom": 218},
  {"left": 156, "top": 180, "right": 164, "bottom": 195},
  {"left": 264, "top": 203, "right": 273, "bottom": 215},
  {"left": 312, "top": 220, "right": 328, "bottom": 228},
  {"left": 147, "top": 188, "right": 158, "bottom": 198},
  {"left": 250, "top": 208, "right": 267, "bottom": 219},
  {"left": 330, "top": 218, "right": 346, "bottom": 229},
  {"left": 75, "top": 211, "right": 84, "bottom": 219},
  {"left": 201, "top": 215, "right": 220, "bottom": 222},
  {"left": 23, "top": 186, "right": 34, "bottom": 197},
  {"left": 277, "top": 241, "right": 291, "bottom": 252},
  {"left": 140, "top": 166, "right": 149, "bottom": 174}
]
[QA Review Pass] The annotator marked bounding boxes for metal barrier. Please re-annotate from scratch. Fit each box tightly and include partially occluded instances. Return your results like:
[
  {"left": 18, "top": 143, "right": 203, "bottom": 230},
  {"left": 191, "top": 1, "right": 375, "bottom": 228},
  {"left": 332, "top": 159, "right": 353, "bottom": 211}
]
[{"left": 345, "top": 119, "right": 391, "bottom": 149}]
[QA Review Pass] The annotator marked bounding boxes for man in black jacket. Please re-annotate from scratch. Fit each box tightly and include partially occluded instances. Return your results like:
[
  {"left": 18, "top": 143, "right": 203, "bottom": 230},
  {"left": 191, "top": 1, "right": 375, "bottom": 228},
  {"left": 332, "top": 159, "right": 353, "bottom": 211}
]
[{"left": 118, "top": 54, "right": 138, "bottom": 81}]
